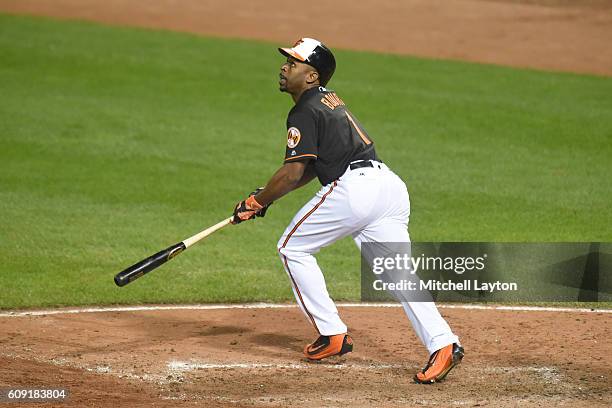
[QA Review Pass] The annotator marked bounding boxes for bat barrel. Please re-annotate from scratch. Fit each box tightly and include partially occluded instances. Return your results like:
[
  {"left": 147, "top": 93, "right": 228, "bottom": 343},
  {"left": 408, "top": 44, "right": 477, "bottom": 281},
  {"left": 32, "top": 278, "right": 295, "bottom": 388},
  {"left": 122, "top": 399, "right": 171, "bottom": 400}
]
[{"left": 114, "top": 242, "right": 186, "bottom": 287}]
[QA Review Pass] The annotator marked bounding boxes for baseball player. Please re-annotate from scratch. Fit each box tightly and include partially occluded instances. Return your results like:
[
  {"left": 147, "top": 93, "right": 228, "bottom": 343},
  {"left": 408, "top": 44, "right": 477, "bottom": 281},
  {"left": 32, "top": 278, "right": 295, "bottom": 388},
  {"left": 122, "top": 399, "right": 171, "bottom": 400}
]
[{"left": 232, "top": 38, "right": 464, "bottom": 384}]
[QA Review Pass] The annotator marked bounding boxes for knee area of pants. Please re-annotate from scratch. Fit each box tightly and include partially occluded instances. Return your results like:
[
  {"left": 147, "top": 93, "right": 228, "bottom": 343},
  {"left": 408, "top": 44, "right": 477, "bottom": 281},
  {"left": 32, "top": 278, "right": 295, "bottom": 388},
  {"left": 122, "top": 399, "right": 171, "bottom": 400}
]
[
  {"left": 277, "top": 244, "right": 294, "bottom": 260},
  {"left": 278, "top": 245, "right": 308, "bottom": 260},
  {"left": 277, "top": 237, "right": 301, "bottom": 256}
]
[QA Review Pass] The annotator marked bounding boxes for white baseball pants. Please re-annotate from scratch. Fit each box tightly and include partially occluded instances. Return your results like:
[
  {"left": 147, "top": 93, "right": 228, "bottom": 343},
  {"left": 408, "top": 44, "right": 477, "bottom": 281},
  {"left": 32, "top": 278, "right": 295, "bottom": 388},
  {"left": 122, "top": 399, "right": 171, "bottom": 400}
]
[{"left": 278, "top": 162, "right": 459, "bottom": 354}]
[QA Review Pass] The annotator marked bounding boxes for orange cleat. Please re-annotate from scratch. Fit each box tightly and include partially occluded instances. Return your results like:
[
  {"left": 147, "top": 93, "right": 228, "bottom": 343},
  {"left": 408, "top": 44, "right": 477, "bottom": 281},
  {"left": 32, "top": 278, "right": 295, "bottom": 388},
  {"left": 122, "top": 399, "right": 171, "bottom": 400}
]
[
  {"left": 414, "top": 343, "right": 464, "bottom": 384},
  {"left": 303, "top": 334, "right": 353, "bottom": 360}
]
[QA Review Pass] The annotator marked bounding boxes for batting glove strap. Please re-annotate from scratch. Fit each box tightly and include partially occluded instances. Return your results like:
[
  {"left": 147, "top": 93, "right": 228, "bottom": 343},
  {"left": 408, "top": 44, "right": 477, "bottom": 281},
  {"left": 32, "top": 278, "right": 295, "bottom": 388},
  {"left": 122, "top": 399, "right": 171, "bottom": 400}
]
[
  {"left": 249, "top": 187, "right": 273, "bottom": 218},
  {"left": 246, "top": 195, "right": 264, "bottom": 211}
]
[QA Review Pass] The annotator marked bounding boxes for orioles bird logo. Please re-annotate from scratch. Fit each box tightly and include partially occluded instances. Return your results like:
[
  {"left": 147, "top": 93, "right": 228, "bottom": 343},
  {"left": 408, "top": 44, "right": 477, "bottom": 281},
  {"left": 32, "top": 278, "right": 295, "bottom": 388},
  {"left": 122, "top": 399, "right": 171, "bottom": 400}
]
[{"left": 287, "top": 127, "right": 301, "bottom": 148}]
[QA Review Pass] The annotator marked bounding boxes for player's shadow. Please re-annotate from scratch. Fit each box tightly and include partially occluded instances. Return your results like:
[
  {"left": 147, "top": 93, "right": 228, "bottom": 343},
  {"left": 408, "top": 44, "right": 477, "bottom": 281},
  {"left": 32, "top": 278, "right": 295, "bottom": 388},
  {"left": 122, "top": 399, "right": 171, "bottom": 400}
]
[
  {"left": 196, "top": 325, "right": 250, "bottom": 336},
  {"left": 249, "top": 333, "right": 304, "bottom": 356}
]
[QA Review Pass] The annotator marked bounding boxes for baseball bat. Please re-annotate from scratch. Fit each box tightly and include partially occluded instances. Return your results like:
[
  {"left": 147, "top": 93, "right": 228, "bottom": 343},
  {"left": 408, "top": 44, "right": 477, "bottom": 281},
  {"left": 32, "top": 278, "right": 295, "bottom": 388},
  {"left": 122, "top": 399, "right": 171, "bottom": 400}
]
[{"left": 114, "top": 217, "right": 233, "bottom": 287}]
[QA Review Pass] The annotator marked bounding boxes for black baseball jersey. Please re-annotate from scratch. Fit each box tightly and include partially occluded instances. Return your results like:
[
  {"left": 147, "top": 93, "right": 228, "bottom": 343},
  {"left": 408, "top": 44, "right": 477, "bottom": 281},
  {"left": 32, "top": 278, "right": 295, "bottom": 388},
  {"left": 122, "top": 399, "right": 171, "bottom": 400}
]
[{"left": 284, "top": 86, "right": 379, "bottom": 186}]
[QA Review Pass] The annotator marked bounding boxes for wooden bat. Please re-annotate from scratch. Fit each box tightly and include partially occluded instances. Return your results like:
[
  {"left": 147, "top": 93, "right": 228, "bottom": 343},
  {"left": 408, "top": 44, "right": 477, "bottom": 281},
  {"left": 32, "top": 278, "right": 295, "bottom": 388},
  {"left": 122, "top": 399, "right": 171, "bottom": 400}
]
[{"left": 114, "top": 217, "right": 233, "bottom": 287}]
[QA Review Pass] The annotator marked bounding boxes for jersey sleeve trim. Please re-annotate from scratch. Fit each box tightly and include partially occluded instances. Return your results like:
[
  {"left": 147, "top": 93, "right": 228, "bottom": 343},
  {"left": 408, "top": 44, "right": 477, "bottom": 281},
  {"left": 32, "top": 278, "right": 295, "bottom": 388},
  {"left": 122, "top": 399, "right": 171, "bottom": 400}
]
[{"left": 284, "top": 154, "right": 318, "bottom": 162}]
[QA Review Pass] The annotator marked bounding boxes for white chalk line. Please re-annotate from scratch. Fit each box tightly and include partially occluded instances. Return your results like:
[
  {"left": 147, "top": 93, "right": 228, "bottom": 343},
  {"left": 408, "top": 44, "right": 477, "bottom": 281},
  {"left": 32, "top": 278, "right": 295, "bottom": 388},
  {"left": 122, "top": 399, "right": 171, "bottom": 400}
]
[
  {"left": 167, "top": 360, "right": 406, "bottom": 371},
  {"left": 167, "top": 360, "right": 558, "bottom": 373},
  {"left": 0, "top": 302, "right": 610, "bottom": 317}
]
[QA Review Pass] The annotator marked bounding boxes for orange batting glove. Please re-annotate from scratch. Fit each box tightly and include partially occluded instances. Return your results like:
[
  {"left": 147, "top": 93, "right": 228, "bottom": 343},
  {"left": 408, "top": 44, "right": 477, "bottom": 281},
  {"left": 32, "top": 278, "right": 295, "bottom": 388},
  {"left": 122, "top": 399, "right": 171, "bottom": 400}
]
[{"left": 232, "top": 187, "right": 272, "bottom": 224}]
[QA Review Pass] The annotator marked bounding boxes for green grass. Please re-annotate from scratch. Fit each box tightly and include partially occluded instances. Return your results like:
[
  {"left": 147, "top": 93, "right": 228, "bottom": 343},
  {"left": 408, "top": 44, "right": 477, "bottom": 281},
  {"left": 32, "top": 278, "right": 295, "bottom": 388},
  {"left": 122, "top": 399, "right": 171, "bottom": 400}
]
[{"left": 1, "top": 14, "right": 611, "bottom": 309}]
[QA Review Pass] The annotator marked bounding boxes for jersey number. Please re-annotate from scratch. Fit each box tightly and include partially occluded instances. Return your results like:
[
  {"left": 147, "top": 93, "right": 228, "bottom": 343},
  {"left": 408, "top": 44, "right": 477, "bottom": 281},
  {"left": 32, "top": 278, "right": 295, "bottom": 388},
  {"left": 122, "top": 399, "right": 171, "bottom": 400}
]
[{"left": 345, "top": 112, "right": 372, "bottom": 145}]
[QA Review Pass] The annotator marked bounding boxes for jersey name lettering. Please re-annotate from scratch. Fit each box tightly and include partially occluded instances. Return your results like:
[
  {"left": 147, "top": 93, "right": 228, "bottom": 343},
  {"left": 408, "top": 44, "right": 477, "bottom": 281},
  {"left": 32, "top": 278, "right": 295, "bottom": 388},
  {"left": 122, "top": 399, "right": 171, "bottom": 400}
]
[{"left": 320, "top": 92, "right": 346, "bottom": 110}]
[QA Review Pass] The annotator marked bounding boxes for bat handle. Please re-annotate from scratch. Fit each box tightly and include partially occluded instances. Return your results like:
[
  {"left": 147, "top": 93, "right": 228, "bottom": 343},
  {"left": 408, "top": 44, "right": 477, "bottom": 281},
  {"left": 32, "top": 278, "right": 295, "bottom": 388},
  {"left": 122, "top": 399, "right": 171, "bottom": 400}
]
[{"left": 182, "top": 217, "right": 233, "bottom": 249}]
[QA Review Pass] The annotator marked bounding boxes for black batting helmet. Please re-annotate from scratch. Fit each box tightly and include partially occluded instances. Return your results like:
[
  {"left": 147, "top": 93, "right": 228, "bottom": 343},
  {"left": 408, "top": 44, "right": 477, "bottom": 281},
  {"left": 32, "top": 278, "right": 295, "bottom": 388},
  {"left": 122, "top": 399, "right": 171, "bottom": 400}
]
[{"left": 279, "top": 38, "right": 336, "bottom": 86}]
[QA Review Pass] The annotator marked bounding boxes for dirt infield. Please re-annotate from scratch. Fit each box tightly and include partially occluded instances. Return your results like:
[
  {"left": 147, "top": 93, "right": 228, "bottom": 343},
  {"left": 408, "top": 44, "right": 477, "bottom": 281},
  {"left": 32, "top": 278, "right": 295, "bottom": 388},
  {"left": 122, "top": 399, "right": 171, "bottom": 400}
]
[
  {"left": 0, "top": 0, "right": 611, "bottom": 76},
  {"left": 1, "top": 305, "right": 610, "bottom": 407}
]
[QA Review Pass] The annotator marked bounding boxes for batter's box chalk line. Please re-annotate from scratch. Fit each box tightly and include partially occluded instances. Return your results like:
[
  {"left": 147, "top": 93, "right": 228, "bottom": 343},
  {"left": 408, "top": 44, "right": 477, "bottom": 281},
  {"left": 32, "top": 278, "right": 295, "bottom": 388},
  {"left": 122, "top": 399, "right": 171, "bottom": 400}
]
[{"left": 167, "top": 360, "right": 409, "bottom": 371}]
